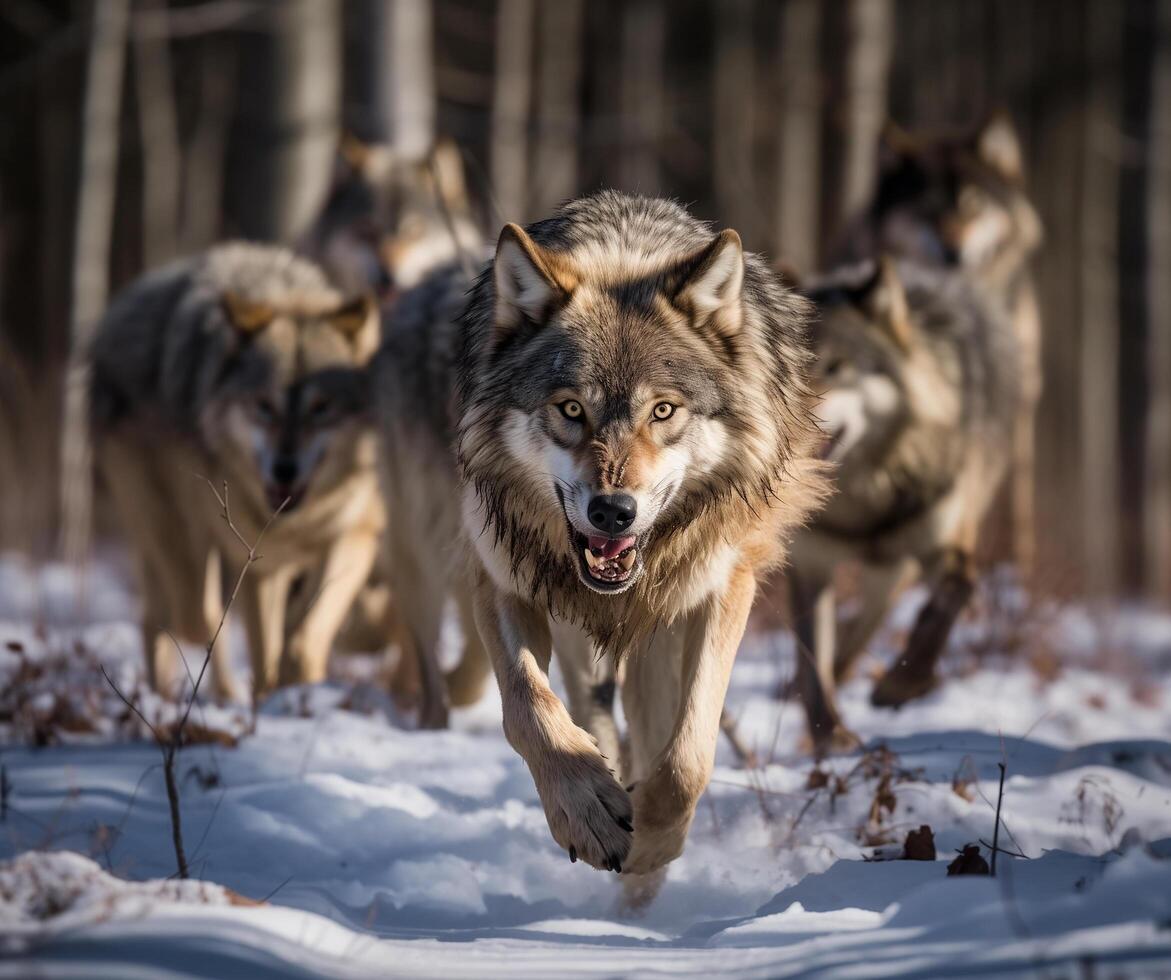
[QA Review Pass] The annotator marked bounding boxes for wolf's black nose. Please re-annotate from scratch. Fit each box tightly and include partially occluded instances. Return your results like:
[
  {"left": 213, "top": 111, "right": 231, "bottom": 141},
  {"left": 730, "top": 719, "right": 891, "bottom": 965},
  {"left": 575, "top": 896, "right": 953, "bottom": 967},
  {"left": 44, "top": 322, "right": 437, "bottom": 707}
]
[
  {"left": 587, "top": 494, "right": 637, "bottom": 534},
  {"left": 272, "top": 457, "right": 298, "bottom": 486}
]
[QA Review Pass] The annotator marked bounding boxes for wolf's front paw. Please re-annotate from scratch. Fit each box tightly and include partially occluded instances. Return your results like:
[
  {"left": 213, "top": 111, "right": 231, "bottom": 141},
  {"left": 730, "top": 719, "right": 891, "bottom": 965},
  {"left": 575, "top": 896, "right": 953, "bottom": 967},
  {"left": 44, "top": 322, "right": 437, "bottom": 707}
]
[{"left": 530, "top": 733, "right": 633, "bottom": 872}]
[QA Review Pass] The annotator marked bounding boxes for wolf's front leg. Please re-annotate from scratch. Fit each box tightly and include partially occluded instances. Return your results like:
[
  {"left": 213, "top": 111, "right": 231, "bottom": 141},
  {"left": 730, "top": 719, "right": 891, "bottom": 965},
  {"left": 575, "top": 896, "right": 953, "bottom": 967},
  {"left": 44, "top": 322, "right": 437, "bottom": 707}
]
[
  {"left": 472, "top": 573, "right": 632, "bottom": 871},
  {"left": 282, "top": 529, "right": 379, "bottom": 687},
  {"left": 623, "top": 564, "right": 756, "bottom": 876}
]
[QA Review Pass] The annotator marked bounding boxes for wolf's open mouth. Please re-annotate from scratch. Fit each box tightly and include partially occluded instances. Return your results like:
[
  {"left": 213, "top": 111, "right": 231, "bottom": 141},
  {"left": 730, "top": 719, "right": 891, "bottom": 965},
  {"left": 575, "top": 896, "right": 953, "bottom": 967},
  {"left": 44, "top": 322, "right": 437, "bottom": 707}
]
[{"left": 573, "top": 531, "right": 638, "bottom": 588}]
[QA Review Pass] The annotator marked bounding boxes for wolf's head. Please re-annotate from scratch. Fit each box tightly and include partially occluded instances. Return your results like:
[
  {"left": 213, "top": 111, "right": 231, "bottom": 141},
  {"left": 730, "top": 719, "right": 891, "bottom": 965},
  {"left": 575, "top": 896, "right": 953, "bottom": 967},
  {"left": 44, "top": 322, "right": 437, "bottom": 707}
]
[
  {"left": 802, "top": 258, "right": 916, "bottom": 475},
  {"left": 457, "top": 196, "right": 816, "bottom": 601},
  {"left": 866, "top": 113, "right": 1042, "bottom": 278},
  {"left": 209, "top": 291, "right": 380, "bottom": 513},
  {"left": 309, "top": 137, "right": 481, "bottom": 299}
]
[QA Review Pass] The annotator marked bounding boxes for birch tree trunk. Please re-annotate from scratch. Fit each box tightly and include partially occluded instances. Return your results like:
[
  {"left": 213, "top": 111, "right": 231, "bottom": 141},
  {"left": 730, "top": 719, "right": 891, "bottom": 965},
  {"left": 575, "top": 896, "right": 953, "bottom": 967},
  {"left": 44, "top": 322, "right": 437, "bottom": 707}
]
[
  {"left": 774, "top": 0, "right": 822, "bottom": 273},
  {"left": 532, "top": 0, "right": 584, "bottom": 215},
  {"left": 377, "top": 0, "right": 435, "bottom": 159},
  {"left": 619, "top": 0, "right": 664, "bottom": 194},
  {"left": 60, "top": 0, "right": 131, "bottom": 572},
  {"left": 490, "top": 0, "right": 534, "bottom": 223},
  {"left": 1079, "top": 0, "right": 1121, "bottom": 599},
  {"left": 713, "top": 0, "right": 755, "bottom": 237},
  {"left": 133, "top": 0, "right": 181, "bottom": 266},
  {"left": 231, "top": 0, "right": 341, "bottom": 243},
  {"left": 1145, "top": 0, "right": 1171, "bottom": 599},
  {"left": 832, "top": 0, "right": 893, "bottom": 243}
]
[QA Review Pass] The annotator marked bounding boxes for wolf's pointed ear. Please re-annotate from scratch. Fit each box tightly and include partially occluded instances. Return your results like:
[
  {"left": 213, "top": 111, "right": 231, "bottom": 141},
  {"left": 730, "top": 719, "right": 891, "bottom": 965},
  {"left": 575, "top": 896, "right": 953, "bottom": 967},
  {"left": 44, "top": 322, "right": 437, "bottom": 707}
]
[
  {"left": 974, "top": 111, "right": 1024, "bottom": 182},
  {"left": 328, "top": 293, "right": 380, "bottom": 363},
  {"left": 222, "top": 292, "right": 274, "bottom": 333},
  {"left": 493, "top": 223, "right": 570, "bottom": 336},
  {"left": 858, "top": 257, "right": 912, "bottom": 351},
  {"left": 676, "top": 229, "right": 744, "bottom": 335}
]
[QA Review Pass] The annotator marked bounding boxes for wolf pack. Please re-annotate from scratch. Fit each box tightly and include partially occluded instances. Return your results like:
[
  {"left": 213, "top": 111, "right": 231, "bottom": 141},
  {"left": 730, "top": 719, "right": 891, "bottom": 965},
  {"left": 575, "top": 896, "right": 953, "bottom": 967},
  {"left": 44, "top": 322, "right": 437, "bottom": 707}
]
[{"left": 87, "top": 113, "right": 1041, "bottom": 887}]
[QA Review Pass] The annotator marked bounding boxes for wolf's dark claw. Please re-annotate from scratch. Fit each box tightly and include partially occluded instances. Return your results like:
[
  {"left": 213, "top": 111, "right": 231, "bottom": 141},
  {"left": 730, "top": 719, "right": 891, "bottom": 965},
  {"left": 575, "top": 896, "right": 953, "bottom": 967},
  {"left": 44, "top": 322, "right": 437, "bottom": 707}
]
[
  {"left": 569, "top": 846, "right": 577, "bottom": 863},
  {"left": 610, "top": 856, "right": 622, "bottom": 874}
]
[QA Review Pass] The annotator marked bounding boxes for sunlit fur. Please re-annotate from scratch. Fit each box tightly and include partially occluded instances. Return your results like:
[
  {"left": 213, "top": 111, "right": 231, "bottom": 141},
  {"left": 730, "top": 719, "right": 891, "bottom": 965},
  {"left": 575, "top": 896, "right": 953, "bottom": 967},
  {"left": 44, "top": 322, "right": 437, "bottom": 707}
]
[
  {"left": 454, "top": 193, "right": 829, "bottom": 655},
  {"left": 90, "top": 243, "right": 384, "bottom": 700}
]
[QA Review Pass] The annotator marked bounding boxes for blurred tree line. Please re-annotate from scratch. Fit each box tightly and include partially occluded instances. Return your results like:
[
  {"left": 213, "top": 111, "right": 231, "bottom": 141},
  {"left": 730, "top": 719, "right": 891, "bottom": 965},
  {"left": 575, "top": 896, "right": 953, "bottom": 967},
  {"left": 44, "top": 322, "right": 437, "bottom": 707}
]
[{"left": 0, "top": 0, "right": 1168, "bottom": 603}]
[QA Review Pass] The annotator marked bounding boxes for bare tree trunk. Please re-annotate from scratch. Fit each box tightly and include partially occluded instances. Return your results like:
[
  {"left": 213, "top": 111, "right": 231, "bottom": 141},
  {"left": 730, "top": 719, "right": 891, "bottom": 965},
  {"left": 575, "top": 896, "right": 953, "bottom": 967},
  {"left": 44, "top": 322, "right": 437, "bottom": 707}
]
[
  {"left": 231, "top": 0, "right": 341, "bottom": 243},
  {"left": 133, "top": 0, "right": 181, "bottom": 266},
  {"left": 774, "top": 0, "right": 822, "bottom": 273},
  {"left": 619, "top": 0, "right": 664, "bottom": 193},
  {"left": 378, "top": 0, "right": 435, "bottom": 159},
  {"left": 1080, "top": 0, "right": 1122, "bottom": 599},
  {"left": 490, "top": 0, "right": 534, "bottom": 223},
  {"left": 532, "top": 0, "right": 584, "bottom": 215},
  {"left": 60, "top": 0, "right": 131, "bottom": 573},
  {"left": 713, "top": 0, "right": 755, "bottom": 237},
  {"left": 1146, "top": 0, "right": 1171, "bottom": 599},
  {"left": 832, "top": 0, "right": 893, "bottom": 243},
  {"left": 181, "top": 37, "right": 237, "bottom": 253}
]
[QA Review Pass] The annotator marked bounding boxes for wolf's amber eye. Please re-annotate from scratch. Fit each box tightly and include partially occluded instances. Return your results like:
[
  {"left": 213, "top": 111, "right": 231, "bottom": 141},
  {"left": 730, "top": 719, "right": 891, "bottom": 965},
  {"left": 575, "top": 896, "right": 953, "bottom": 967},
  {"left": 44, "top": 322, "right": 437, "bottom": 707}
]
[
  {"left": 652, "top": 402, "right": 675, "bottom": 421},
  {"left": 559, "top": 400, "right": 584, "bottom": 420}
]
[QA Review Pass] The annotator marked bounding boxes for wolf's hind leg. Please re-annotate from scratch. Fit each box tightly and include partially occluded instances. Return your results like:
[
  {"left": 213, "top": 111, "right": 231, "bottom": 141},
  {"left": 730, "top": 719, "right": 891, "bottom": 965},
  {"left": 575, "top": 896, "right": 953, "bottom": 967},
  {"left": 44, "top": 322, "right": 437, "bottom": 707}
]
[
  {"left": 444, "top": 577, "right": 493, "bottom": 708},
  {"left": 552, "top": 619, "right": 622, "bottom": 770},
  {"left": 871, "top": 547, "right": 974, "bottom": 708},
  {"left": 386, "top": 538, "right": 449, "bottom": 728},
  {"left": 790, "top": 571, "right": 856, "bottom": 754},
  {"left": 833, "top": 559, "right": 916, "bottom": 686}
]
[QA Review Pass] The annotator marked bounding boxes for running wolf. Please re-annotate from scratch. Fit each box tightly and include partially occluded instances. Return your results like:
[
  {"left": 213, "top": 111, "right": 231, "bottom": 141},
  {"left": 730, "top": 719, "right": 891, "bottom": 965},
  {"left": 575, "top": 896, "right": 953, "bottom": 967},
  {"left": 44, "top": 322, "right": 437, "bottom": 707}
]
[
  {"left": 375, "top": 192, "right": 827, "bottom": 876},
  {"left": 790, "top": 256, "right": 1018, "bottom": 752},
  {"left": 838, "top": 112, "right": 1043, "bottom": 572},
  {"left": 90, "top": 243, "right": 383, "bottom": 702},
  {"left": 303, "top": 136, "right": 482, "bottom": 300}
]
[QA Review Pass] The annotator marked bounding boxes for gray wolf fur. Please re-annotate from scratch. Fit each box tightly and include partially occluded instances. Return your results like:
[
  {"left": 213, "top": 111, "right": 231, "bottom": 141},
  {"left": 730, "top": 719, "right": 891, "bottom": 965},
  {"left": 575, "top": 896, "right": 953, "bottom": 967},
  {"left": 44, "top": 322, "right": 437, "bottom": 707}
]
[
  {"left": 303, "top": 136, "right": 482, "bottom": 300},
  {"left": 790, "top": 256, "right": 1019, "bottom": 752},
  {"left": 838, "top": 112, "right": 1043, "bottom": 572},
  {"left": 375, "top": 191, "right": 827, "bottom": 876},
  {"left": 90, "top": 243, "right": 383, "bottom": 702}
]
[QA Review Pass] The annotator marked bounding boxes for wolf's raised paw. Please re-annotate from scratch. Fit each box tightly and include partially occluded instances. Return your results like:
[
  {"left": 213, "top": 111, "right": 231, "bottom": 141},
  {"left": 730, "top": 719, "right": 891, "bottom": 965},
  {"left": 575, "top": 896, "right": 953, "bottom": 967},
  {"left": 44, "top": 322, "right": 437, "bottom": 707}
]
[{"left": 532, "top": 738, "right": 633, "bottom": 873}]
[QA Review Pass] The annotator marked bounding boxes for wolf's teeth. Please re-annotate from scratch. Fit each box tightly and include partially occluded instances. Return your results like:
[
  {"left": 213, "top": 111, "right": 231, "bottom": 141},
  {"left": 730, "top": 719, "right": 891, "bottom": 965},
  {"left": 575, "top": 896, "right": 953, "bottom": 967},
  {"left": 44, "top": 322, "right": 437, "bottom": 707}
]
[
  {"left": 584, "top": 547, "right": 603, "bottom": 570},
  {"left": 618, "top": 549, "right": 637, "bottom": 570}
]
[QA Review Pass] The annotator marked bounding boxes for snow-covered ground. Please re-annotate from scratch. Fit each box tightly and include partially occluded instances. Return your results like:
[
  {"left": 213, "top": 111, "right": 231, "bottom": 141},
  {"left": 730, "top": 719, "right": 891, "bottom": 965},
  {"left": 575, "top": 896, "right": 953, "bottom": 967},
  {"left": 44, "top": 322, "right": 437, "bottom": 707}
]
[{"left": 2, "top": 553, "right": 1171, "bottom": 978}]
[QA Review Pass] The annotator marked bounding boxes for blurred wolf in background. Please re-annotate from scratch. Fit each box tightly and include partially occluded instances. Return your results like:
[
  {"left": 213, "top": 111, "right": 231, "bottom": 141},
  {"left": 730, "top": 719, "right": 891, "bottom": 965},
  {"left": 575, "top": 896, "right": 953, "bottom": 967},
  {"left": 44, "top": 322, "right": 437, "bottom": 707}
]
[
  {"left": 302, "top": 136, "right": 483, "bottom": 301},
  {"left": 790, "top": 257, "right": 1018, "bottom": 752},
  {"left": 838, "top": 113, "right": 1042, "bottom": 573},
  {"left": 299, "top": 135, "right": 490, "bottom": 720},
  {"left": 90, "top": 244, "right": 383, "bottom": 702},
  {"left": 375, "top": 191, "right": 827, "bottom": 878}
]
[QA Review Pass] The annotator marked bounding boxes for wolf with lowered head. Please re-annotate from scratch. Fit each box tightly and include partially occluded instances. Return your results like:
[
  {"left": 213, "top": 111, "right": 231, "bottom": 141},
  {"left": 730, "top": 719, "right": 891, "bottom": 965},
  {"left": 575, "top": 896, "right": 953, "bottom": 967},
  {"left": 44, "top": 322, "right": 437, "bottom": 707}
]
[
  {"left": 375, "top": 192, "right": 826, "bottom": 876},
  {"left": 91, "top": 244, "right": 382, "bottom": 702}
]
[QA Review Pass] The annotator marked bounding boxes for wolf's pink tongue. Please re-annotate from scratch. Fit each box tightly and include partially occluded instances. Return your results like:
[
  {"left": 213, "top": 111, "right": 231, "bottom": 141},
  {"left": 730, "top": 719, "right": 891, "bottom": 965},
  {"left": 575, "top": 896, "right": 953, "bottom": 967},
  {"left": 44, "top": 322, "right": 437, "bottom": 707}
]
[{"left": 589, "top": 534, "right": 635, "bottom": 559}]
